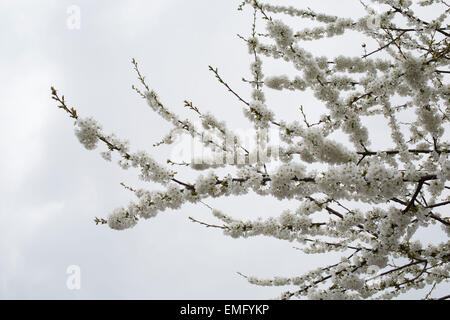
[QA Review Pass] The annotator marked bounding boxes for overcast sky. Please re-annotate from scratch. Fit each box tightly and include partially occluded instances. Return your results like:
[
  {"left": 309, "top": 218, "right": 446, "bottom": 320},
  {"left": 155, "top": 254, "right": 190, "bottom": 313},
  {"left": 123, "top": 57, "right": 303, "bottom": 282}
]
[{"left": 0, "top": 0, "right": 448, "bottom": 299}]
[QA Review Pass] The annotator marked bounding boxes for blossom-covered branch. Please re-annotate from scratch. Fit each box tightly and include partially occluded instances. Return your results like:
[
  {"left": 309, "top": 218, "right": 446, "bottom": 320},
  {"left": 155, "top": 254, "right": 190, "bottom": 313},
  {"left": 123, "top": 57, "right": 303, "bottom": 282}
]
[{"left": 53, "top": 0, "right": 449, "bottom": 300}]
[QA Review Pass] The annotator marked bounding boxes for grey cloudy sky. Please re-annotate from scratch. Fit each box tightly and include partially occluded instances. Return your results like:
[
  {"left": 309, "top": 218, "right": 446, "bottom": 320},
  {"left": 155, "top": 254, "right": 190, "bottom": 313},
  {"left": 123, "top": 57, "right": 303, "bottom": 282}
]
[{"left": 0, "top": 0, "right": 448, "bottom": 299}]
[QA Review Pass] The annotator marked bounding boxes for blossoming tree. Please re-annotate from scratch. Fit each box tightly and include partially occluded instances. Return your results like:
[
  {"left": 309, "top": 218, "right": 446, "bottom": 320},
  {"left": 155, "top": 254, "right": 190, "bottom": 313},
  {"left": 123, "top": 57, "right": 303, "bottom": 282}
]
[{"left": 52, "top": 0, "right": 449, "bottom": 299}]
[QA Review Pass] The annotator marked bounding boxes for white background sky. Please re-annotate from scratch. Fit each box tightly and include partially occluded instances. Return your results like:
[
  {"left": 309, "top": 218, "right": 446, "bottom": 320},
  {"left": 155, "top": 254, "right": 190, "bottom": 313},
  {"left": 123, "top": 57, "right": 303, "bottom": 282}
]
[{"left": 0, "top": 0, "right": 448, "bottom": 299}]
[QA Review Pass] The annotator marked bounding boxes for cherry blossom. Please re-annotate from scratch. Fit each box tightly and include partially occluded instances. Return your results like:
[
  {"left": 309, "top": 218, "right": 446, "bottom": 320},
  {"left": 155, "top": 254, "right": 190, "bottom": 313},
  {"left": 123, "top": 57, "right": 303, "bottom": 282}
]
[{"left": 52, "top": 0, "right": 449, "bottom": 300}]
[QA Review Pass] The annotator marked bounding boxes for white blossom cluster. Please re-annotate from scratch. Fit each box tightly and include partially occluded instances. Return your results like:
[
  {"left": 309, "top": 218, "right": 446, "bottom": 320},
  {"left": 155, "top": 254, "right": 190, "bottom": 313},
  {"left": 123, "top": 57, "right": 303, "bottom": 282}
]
[
  {"left": 56, "top": 0, "right": 449, "bottom": 300},
  {"left": 74, "top": 117, "right": 101, "bottom": 150}
]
